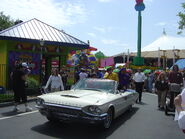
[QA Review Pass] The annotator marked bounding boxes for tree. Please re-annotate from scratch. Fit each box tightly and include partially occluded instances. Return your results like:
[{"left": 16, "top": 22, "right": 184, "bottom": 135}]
[
  {"left": 177, "top": 3, "right": 185, "bottom": 34},
  {"left": 0, "top": 11, "right": 22, "bottom": 31},
  {"left": 95, "top": 51, "right": 106, "bottom": 59}
]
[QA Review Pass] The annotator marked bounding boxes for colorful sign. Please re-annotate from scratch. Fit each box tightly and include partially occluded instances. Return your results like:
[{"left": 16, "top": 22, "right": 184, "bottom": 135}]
[
  {"left": 67, "top": 49, "right": 97, "bottom": 67},
  {"left": 8, "top": 51, "right": 40, "bottom": 75}
]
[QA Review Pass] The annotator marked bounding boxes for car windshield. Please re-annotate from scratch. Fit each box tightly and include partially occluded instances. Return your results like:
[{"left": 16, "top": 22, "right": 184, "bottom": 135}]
[{"left": 72, "top": 78, "right": 116, "bottom": 94}]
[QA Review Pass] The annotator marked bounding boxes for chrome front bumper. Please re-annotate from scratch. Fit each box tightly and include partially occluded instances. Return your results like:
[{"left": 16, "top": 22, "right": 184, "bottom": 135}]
[{"left": 36, "top": 103, "right": 107, "bottom": 124}]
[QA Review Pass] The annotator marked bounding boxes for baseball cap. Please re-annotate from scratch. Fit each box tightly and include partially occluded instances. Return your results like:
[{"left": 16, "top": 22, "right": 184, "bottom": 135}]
[{"left": 21, "top": 63, "right": 29, "bottom": 68}]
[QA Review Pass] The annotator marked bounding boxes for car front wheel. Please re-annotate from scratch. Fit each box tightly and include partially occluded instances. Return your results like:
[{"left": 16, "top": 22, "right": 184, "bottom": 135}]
[{"left": 103, "top": 108, "right": 113, "bottom": 129}]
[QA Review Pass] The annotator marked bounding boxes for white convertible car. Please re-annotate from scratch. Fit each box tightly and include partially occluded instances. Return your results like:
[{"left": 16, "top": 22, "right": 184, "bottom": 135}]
[{"left": 36, "top": 78, "right": 138, "bottom": 128}]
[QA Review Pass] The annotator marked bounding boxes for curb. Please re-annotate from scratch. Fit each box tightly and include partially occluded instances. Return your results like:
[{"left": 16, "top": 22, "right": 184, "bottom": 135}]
[{"left": 0, "top": 97, "right": 37, "bottom": 108}]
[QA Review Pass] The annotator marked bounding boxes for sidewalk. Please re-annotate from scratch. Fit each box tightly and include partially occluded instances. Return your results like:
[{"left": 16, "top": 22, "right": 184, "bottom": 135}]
[{"left": 0, "top": 95, "right": 38, "bottom": 108}]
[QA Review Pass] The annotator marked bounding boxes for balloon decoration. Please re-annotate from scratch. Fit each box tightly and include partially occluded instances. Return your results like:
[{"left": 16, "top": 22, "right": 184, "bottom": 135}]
[
  {"left": 67, "top": 47, "right": 97, "bottom": 67},
  {"left": 79, "top": 52, "right": 89, "bottom": 66},
  {"left": 88, "top": 54, "right": 96, "bottom": 65}
]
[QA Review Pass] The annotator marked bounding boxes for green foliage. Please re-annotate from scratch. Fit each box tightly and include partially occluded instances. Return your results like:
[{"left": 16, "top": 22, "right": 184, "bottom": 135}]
[
  {"left": 0, "top": 12, "right": 14, "bottom": 31},
  {"left": 95, "top": 51, "right": 106, "bottom": 59},
  {"left": 27, "top": 77, "right": 39, "bottom": 89},
  {"left": 0, "top": 94, "right": 14, "bottom": 103},
  {"left": 177, "top": 3, "right": 185, "bottom": 34},
  {"left": 0, "top": 11, "right": 22, "bottom": 31}
]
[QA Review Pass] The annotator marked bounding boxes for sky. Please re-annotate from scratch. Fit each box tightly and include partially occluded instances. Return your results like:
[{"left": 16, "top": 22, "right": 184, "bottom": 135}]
[{"left": 0, "top": 0, "right": 184, "bottom": 56}]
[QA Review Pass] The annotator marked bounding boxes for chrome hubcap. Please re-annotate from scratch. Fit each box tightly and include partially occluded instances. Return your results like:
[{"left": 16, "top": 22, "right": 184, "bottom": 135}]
[{"left": 104, "top": 110, "right": 112, "bottom": 128}]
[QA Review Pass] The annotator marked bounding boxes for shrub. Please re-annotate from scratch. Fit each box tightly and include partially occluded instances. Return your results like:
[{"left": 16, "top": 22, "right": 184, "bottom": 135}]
[
  {"left": 0, "top": 94, "right": 14, "bottom": 103},
  {"left": 26, "top": 77, "right": 40, "bottom": 96},
  {"left": 27, "top": 77, "right": 39, "bottom": 89}
]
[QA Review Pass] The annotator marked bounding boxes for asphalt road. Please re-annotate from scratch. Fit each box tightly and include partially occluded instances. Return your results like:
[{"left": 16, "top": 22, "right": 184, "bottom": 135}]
[{"left": 0, "top": 93, "right": 184, "bottom": 139}]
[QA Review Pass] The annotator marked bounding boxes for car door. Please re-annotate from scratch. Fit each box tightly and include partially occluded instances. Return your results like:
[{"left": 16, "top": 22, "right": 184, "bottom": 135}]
[
  {"left": 111, "top": 82, "right": 126, "bottom": 116},
  {"left": 124, "top": 92, "right": 134, "bottom": 106},
  {"left": 113, "top": 91, "right": 129, "bottom": 117},
  {"left": 120, "top": 92, "right": 130, "bottom": 111}
]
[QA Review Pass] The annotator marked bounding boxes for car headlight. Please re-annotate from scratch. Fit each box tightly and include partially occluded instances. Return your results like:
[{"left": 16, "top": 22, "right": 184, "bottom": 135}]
[
  {"left": 83, "top": 105, "right": 102, "bottom": 115},
  {"left": 36, "top": 98, "right": 45, "bottom": 106}
]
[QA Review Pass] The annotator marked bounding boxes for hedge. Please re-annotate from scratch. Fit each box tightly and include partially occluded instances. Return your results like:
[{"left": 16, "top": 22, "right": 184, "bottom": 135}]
[{"left": 0, "top": 94, "right": 14, "bottom": 103}]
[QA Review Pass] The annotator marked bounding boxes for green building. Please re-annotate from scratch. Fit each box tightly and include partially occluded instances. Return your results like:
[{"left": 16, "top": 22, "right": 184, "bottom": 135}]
[{"left": 0, "top": 18, "right": 89, "bottom": 89}]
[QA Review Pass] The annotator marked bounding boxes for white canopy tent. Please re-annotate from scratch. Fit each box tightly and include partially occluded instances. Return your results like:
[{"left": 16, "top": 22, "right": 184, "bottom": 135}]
[
  {"left": 142, "top": 35, "right": 185, "bottom": 52},
  {"left": 137, "top": 34, "right": 185, "bottom": 58},
  {"left": 113, "top": 32, "right": 185, "bottom": 60},
  {"left": 130, "top": 50, "right": 185, "bottom": 59}
]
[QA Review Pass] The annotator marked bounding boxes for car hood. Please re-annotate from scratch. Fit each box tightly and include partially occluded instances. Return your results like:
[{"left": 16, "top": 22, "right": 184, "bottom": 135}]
[{"left": 38, "top": 90, "right": 115, "bottom": 108}]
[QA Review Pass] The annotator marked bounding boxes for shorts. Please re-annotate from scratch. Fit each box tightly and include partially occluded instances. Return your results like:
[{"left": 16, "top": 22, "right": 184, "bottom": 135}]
[{"left": 13, "top": 87, "right": 27, "bottom": 103}]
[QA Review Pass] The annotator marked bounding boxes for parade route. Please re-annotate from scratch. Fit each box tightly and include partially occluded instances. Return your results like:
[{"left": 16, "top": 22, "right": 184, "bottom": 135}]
[
  {"left": 0, "top": 93, "right": 184, "bottom": 139},
  {"left": 0, "top": 110, "right": 38, "bottom": 121}
]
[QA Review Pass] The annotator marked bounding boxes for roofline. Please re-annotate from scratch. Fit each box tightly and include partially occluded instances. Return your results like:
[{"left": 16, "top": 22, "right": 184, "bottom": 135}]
[
  {"left": 33, "top": 18, "right": 88, "bottom": 45},
  {"left": 0, "top": 18, "right": 89, "bottom": 46},
  {"left": 0, "top": 18, "right": 33, "bottom": 34},
  {"left": 0, "top": 36, "right": 89, "bottom": 49}
]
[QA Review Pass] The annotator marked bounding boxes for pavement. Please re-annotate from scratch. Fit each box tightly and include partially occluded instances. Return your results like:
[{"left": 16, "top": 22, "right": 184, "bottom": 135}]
[
  {"left": 0, "top": 95, "right": 38, "bottom": 108},
  {"left": 0, "top": 92, "right": 184, "bottom": 139}
]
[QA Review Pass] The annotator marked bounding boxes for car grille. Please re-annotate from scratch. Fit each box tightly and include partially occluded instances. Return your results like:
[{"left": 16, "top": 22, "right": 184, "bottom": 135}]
[{"left": 45, "top": 105, "right": 84, "bottom": 116}]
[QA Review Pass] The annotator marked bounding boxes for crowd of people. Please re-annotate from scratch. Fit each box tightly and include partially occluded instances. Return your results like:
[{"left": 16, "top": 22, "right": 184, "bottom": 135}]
[
  {"left": 11, "top": 63, "right": 185, "bottom": 107},
  {"left": 42, "top": 65, "right": 185, "bottom": 106},
  {"left": 72, "top": 65, "right": 185, "bottom": 132},
  {"left": 73, "top": 65, "right": 185, "bottom": 105},
  {"left": 10, "top": 62, "right": 185, "bottom": 132}
]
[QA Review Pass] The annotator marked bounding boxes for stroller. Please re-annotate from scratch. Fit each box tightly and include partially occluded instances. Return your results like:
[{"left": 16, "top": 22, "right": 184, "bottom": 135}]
[{"left": 165, "top": 83, "right": 182, "bottom": 115}]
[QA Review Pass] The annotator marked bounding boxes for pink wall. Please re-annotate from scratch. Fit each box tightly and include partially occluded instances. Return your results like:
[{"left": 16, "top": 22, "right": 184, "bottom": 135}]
[{"left": 100, "top": 57, "right": 115, "bottom": 67}]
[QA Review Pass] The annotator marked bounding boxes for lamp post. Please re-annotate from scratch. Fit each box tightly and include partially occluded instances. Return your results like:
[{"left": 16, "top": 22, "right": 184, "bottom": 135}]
[
  {"left": 123, "top": 52, "right": 125, "bottom": 63},
  {"left": 158, "top": 47, "right": 161, "bottom": 67},
  {"left": 127, "top": 49, "right": 130, "bottom": 63},
  {"left": 39, "top": 38, "right": 44, "bottom": 84},
  {"left": 160, "top": 50, "right": 166, "bottom": 70},
  {"left": 173, "top": 47, "right": 176, "bottom": 65},
  {"left": 173, "top": 48, "right": 180, "bottom": 65}
]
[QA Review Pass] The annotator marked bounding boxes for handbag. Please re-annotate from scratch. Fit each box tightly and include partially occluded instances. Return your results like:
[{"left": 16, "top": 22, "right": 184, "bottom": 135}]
[{"left": 169, "top": 83, "right": 181, "bottom": 93}]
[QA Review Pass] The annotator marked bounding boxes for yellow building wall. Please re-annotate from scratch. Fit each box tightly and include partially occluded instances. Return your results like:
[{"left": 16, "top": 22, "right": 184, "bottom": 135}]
[{"left": 0, "top": 40, "right": 7, "bottom": 87}]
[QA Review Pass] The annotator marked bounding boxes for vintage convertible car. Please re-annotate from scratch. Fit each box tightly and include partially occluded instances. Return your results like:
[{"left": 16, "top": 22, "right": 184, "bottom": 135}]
[{"left": 36, "top": 78, "right": 138, "bottom": 128}]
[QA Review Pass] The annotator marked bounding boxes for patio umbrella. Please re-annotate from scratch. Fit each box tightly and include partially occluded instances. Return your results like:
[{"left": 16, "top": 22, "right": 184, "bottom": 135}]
[
  {"left": 126, "top": 69, "right": 132, "bottom": 73},
  {"left": 171, "top": 59, "right": 185, "bottom": 70},
  {"left": 155, "top": 70, "right": 162, "bottom": 75},
  {"left": 113, "top": 69, "right": 120, "bottom": 73},
  {"left": 88, "top": 46, "right": 97, "bottom": 51},
  {"left": 143, "top": 69, "right": 151, "bottom": 74},
  {"left": 104, "top": 66, "right": 112, "bottom": 70}
]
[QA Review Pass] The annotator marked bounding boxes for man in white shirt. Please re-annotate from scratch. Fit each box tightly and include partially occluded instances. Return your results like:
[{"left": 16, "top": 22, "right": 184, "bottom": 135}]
[
  {"left": 79, "top": 68, "right": 88, "bottom": 80},
  {"left": 133, "top": 68, "right": 146, "bottom": 103},
  {"left": 174, "top": 88, "right": 185, "bottom": 133}
]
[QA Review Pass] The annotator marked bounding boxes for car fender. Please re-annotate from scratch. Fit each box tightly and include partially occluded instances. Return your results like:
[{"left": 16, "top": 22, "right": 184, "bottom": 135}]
[{"left": 108, "top": 104, "right": 115, "bottom": 119}]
